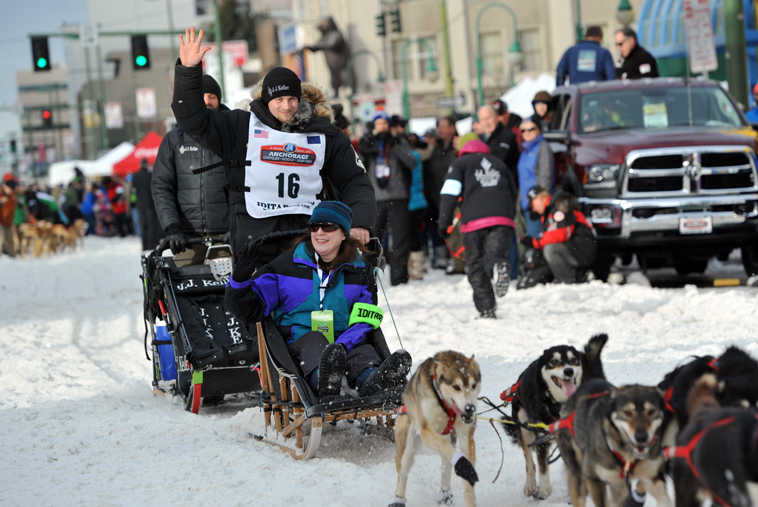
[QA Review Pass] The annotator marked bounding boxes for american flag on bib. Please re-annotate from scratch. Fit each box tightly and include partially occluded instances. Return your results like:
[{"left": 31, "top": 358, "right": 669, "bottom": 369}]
[{"left": 254, "top": 129, "right": 268, "bottom": 139}]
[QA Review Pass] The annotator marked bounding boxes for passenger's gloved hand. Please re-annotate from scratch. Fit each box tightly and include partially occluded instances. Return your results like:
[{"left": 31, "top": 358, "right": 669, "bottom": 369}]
[
  {"left": 451, "top": 450, "right": 478, "bottom": 486},
  {"left": 520, "top": 235, "right": 535, "bottom": 248},
  {"left": 231, "top": 259, "right": 254, "bottom": 283}
]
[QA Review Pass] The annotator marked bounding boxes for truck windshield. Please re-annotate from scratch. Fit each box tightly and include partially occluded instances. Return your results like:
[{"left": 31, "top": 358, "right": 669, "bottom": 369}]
[{"left": 578, "top": 86, "right": 744, "bottom": 133}]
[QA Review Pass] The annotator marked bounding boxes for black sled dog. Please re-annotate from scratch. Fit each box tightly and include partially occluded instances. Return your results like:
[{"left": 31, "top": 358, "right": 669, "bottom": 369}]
[{"left": 502, "top": 333, "right": 607, "bottom": 499}]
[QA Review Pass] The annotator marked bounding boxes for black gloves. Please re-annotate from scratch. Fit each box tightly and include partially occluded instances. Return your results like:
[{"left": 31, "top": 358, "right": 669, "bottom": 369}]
[
  {"left": 520, "top": 235, "right": 535, "bottom": 248},
  {"left": 166, "top": 231, "right": 188, "bottom": 253},
  {"left": 452, "top": 451, "right": 478, "bottom": 486}
]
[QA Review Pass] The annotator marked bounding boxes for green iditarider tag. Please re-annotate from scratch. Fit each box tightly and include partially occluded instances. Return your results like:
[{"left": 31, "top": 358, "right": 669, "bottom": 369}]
[
  {"left": 348, "top": 302, "right": 383, "bottom": 329},
  {"left": 311, "top": 310, "right": 334, "bottom": 343}
]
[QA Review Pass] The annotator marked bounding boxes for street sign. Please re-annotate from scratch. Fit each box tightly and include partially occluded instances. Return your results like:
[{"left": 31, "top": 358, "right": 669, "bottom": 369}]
[
  {"left": 136, "top": 88, "right": 156, "bottom": 119},
  {"left": 436, "top": 93, "right": 466, "bottom": 110},
  {"left": 384, "top": 80, "right": 403, "bottom": 116},
  {"left": 278, "top": 24, "right": 299, "bottom": 54},
  {"left": 204, "top": 40, "right": 249, "bottom": 67},
  {"left": 105, "top": 102, "right": 123, "bottom": 129},
  {"left": 683, "top": 0, "right": 718, "bottom": 74},
  {"left": 79, "top": 24, "right": 98, "bottom": 48}
]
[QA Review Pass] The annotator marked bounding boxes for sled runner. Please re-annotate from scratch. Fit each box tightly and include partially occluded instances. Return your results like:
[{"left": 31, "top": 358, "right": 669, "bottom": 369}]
[
  {"left": 141, "top": 238, "right": 261, "bottom": 413},
  {"left": 251, "top": 318, "right": 404, "bottom": 459}
]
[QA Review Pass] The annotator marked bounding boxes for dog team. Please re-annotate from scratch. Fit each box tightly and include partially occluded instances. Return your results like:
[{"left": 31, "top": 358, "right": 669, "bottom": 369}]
[
  {"left": 14, "top": 218, "right": 87, "bottom": 257},
  {"left": 389, "top": 338, "right": 758, "bottom": 507}
]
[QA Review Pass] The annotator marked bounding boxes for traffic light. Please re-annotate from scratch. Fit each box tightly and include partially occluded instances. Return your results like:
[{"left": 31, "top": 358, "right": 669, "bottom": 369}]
[
  {"left": 41, "top": 109, "right": 53, "bottom": 128},
  {"left": 389, "top": 9, "right": 402, "bottom": 34},
  {"left": 130, "top": 34, "right": 151, "bottom": 70},
  {"left": 9, "top": 139, "right": 16, "bottom": 153},
  {"left": 375, "top": 13, "right": 386, "bottom": 37},
  {"left": 31, "top": 36, "right": 51, "bottom": 72}
]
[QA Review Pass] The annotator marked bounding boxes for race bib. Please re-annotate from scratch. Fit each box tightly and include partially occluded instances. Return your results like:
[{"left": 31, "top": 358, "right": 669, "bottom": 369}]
[{"left": 244, "top": 114, "right": 326, "bottom": 218}]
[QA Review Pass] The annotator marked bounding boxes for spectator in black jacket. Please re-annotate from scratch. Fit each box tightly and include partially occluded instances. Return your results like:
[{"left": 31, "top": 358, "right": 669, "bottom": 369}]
[
  {"left": 153, "top": 73, "right": 229, "bottom": 264},
  {"left": 132, "top": 158, "right": 163, "bottom": 251},
  {"left": 358, "top": 111, "right": 416, "bottom": 285},
  {"left": 172, "top": 28, "right": 375, "bottom": 277},
  {"left": 439, "top": 134, "right": 517, "bottom": 318},
  {"left": 423, "top": 115, "right": 458, "bottom": 270},
  {"left": 477, "top": 104, "right": 519, "bottom": 178},
  {"left": 614, "top": 27, "right": 659, "bottom": 80}
]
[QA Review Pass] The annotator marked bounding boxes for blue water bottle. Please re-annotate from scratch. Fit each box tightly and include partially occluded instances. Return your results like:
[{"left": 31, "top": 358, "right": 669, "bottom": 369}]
[{"left": 155, "top": 319, "right": 177, "bottom": 381}]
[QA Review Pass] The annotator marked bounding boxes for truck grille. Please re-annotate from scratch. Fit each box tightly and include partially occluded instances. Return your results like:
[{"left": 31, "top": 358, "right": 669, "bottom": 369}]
[{"left": 623, "top": 147, "right": 757, "bottom": 196}]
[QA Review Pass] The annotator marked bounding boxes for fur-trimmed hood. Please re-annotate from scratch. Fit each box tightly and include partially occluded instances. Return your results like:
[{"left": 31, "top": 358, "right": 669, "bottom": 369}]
[{"left": 250, "top": 79, "right": 333, "bottom": 132}]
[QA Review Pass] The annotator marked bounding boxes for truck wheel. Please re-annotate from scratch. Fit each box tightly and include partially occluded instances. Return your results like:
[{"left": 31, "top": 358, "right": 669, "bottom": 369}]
[
  {"left": 741, "top": 242, "right": 758, "bottom": 276},
  {"left": 673, "top": 257, "right": 709, "bottom": 275}
]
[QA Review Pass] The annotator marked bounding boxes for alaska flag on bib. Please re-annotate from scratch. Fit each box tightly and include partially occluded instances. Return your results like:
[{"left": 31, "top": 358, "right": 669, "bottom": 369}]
[{"left": 307, "top": 136, "right": 321, "bottom": 144}]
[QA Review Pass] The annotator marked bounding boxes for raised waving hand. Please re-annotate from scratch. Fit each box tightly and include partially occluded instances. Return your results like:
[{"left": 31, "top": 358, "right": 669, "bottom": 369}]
[{"left": 178, "top": 27, "right": 212, "bottom": 67}]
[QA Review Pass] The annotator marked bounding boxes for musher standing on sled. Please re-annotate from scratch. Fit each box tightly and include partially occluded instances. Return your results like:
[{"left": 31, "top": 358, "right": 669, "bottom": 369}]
[{"left": 171, "top": 27, "right": 375, "bottom": 281}]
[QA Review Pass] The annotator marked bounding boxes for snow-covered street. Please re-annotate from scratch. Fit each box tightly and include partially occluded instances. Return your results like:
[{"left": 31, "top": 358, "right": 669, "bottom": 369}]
[{"left": 1, "top": 237, "right": 756, "bottom": 506}]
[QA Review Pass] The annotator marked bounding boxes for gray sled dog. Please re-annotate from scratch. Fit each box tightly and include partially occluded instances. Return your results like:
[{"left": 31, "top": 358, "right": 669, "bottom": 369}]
[{"left": 389, "top": 351, "right": 482, "bottom": 507}]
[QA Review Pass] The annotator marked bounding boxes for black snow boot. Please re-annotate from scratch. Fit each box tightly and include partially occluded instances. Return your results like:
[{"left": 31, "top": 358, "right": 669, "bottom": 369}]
[
  {"left": 359, "top": 350, "right": 412, "bottom": 396},
  {"left": 317, "top": 343, "right": 346, "bottom": 398}
]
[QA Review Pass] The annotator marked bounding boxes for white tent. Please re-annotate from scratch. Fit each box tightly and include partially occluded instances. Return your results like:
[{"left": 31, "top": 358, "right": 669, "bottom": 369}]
[{"left": 47, "top": 142, "right": 134, "bottom": 186}]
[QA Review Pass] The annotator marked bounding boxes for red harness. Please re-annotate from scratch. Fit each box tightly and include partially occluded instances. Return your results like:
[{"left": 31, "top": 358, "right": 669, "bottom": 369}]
[
  {"left": 500, "top": 379, "right": 521, "bottom": 404},
  {"left": 399, "top": 376, "right": 457, "bottom": 435},
  {"left": 664, "top": 416, "right": 739, "bottom": 507},
  {"left": 431, "top": 375, "right": 458, "bottom": 435}
]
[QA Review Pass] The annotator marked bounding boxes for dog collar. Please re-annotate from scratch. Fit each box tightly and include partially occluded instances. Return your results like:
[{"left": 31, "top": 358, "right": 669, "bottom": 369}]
[
  {"left": 500, "top": 379, "right": 521, "bottom": 404},
  {"left": 605, "top": 436, "right": 638, "bottom": 479},
  {"left": 431, "top": 375, "right": 457, "bottom": 435}
]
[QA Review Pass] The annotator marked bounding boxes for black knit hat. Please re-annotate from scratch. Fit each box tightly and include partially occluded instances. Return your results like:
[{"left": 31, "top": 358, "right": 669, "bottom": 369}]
[
  {"left": 262, "top": 67, "right": 302, "bottom": 104},
  {"left": 202, "top": 75, "right": 222, "bottom": 100}
]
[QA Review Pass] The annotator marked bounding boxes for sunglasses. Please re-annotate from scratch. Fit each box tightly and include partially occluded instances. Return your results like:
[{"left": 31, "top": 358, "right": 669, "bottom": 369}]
[
  {"left": 308, "top": 222, "right": 340, "bottom": 233},
  {"left": 521, "top": 127, "right": 538, "bottom": 133},
  {"left": 615, "top": 39, "right": 627, "bottom": 47}
]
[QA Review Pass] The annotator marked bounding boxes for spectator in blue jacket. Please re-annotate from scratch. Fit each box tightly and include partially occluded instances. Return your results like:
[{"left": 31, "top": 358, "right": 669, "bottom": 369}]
[
  {"left": 556, "top": 26, "right": 615, "bottom": 86},
  {"left": 226, "top": 200, "right": 411, "bottom": 398}
]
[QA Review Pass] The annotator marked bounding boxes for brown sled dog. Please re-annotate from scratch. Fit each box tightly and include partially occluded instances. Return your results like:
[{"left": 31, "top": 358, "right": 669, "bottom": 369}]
[{"left": 390, "top": 351, "right": 482, "bottom": 507}]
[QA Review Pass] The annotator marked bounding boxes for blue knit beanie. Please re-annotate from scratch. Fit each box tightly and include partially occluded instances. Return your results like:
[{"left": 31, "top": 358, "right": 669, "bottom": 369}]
[
  {"left": 372, "top": 110, "right": 389, "bottom": 123},
  {"left": 309, "top": 201, "right": 352, "bottom": 233}
]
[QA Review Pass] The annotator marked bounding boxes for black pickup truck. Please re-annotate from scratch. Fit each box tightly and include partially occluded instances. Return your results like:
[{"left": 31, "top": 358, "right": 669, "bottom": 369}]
[{"left": 544, "top": 78, "right": 758, "bottom": 278}]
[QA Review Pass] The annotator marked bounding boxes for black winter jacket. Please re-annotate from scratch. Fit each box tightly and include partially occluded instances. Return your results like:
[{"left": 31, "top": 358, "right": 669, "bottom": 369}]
[
  {"left": 152, "top": 117, "right": 229, "bottom": 236},
  {"left": 482, "top": 123, "right": 519, "bottom": 179},
  {"left": 171, "top": 62, "right": 375, "bottom": 260},
  {"left": 438, "top": 143, "right": 516, "bottom": 234},
  {"left": 616, "top": 44, "right": 659, "bottom": 80}
]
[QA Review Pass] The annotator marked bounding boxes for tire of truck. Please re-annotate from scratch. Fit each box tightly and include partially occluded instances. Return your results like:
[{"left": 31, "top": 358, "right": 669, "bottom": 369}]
[
  {"left": 741, "top": 242, "right": 758, "bottom": 276},
  {"left": 673, "top": 257, "right": 709, "bottom": 275}
]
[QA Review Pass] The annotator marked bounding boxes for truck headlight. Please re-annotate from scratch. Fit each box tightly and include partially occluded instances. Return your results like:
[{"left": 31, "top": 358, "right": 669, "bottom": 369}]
[
  {"left": 588, "top": 205, "right": 622, "bottom": 228},
  {"left": 586, "top": 164, "right": 621, "bottom": 185}
]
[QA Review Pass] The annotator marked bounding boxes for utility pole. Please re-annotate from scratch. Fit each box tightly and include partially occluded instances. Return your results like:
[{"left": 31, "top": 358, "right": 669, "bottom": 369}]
[
  {"left": 724, "top": 0, "right": 748, "bottom": 107},
  {"left": 212, "top": 0, "right": 226, "bottom": 100}
]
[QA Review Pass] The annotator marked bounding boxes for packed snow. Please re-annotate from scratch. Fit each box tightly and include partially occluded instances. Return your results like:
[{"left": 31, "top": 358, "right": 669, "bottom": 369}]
[{"left": 1, "top": 237, "right": 756, "bottom": 506}]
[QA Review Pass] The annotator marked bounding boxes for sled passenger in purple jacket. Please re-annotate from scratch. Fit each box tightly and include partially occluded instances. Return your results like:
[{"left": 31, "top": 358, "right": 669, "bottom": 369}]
[{"left": 226, "top": 201, "right": 411, "bottom": 398}]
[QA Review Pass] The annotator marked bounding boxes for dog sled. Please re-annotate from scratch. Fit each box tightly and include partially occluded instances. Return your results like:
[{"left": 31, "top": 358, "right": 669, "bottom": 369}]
[
  {"left": 251, "top": 318, "right": 404, "bottom": 459},
  {"left": 141, "top": 238, "right": 261, "bottom": 413}
]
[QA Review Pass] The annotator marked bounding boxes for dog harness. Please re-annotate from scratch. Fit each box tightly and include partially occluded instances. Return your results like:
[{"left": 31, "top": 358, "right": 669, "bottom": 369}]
[
  {"left": 547, "top": 390, "right": 609, "bottom": 437},
  {"left": 500, "top": 379, "right": 521, "bottom": 404},
  {"left": 431, "top": 375, "right": 458, "bottom": 435},
  {"left": 662, "top": 357, "right": 719, "bottom": 413},
  {"left": 663, "top": 414, "right": 758, "bottom": 507}
]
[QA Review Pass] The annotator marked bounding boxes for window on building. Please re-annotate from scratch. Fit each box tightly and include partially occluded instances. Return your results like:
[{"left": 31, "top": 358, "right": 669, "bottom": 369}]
[
  {"left": 417, "top": 36, "right": 438, "bottom": 80},
  {"left": 519, "top": 27, "right": 543, "bottom": 72},
  {"left": 479, "top": 31, "right": 504, "bottom": 79}
]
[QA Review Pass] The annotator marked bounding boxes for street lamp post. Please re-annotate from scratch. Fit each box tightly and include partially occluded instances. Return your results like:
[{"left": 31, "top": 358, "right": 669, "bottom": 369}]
[
  {"left": 475, "top": 2, "right": 522, "bottom": 107},
  {"left": 616, "top": 0, "right": 635, "bottom": 27},
  {"left": 401, "top": 38, "right": 438, "bottom": 119}
]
